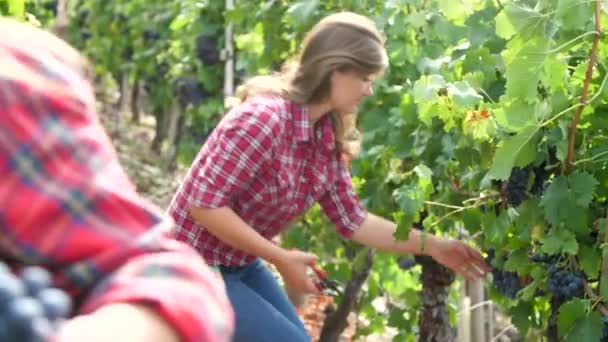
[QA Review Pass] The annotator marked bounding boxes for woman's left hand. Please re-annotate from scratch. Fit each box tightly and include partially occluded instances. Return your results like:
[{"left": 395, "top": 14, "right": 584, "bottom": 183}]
[{"left": 429, "top": 238, "right": 491, "bottom": 280}]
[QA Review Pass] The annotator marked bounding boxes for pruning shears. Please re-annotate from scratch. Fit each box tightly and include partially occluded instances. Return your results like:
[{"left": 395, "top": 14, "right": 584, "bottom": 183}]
[{"left": 311, "top": 265, "right": 342, "bottom": 297}]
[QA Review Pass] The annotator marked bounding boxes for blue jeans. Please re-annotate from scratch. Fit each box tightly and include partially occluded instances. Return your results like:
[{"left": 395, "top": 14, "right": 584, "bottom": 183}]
[{"left": 219, "top": 259, "right": 310, "bottom": 342}]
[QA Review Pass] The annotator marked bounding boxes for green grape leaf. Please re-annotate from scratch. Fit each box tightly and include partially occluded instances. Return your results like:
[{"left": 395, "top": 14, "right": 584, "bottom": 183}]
[
  {"left": 393, "top": 211, "right": 413, "bottom": 240},
  {"left": 541, "top": 228, "right": 578, "bottom": 255},
  {"left": 542, "top": 55, "right": 569, "bottom": 92},
  {"left": 413, "top": 75, "right": 447, "bottom": 103},
  {"left": 564, "top": 311, "right": 603, "bottom": 342},
  {"left": 495, "top": 2, "right": 543, "bottom": 39},
  {"left": 285, "top": 0, "right": 319, "bottom": 28},
  {"left": 540, "top": 235, "right": 563, "bottom": 255},
  {"left": 406, "top": 12, "right": 427, "bottom": 29},
  {"left": 494, "top": 101, "right": 537, "bottom": 131},
  {"left": 7, "top": 0, "right": 25, "bottom": 19},
  {"left": 447, "top": 81, "right": 483, "bottom": 107},
  {"left": 578, "top": 245, "right": 601, "bottom": 280},
  {"left": 438, "top": 0, "right": 473, "bottom": 22},
  {"left": 540, "top": 173, "right": 595, "bottom": 235},
  {"left": 541, "top": 176, "right": 573, "bottom": 227},
  {"left": 417, "top": 102, "right": 438, "bottom": 126},
  {"left": 557, "top": 0, "right": 593, "bottom": 31},
  {"left": 569, "top": 172, "right": 598, "bottom": 207},
  {"left": 509, "top": 301, "right": 533, "bottom": 337},
  {"left": 557, "top": 299, "right": 588, "bottom": 338},
  {"left": 489, "top": 125, "right": 539, "bottom": 180},
  {"left": 502, "top": 35, "right": 549, "bottom": 102},
  {"left": 463, "top": 110, "right": 497, "bottom": 141}
]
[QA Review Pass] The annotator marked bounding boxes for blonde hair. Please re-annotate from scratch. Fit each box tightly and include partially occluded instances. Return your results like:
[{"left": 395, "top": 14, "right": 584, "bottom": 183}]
[{"left": 230, "top": 12, "right": 388, "bottom": 160}]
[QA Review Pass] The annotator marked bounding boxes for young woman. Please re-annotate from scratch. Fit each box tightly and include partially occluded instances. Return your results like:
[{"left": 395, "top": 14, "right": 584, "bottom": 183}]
[{"left": 169, "top": 11, "right": 489, "bottom": 341}]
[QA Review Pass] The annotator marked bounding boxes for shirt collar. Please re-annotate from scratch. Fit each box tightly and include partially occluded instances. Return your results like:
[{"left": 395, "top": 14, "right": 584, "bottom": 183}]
[{"left": 290, "top": 101, "right": 335, "bottom": 152}]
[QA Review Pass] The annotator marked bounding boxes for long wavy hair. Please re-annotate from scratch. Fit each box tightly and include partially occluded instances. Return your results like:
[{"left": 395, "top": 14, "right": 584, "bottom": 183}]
[{"left": 229, "top": 11, "right": 388, "bottom": 160}]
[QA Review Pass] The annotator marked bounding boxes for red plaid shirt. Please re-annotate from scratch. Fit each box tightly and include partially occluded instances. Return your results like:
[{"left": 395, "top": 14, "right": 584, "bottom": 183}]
[
  {"left": 0, "top": 18, "right": 233, "bottom": 342},
  {"left": 168, "top": 94, "right": 367, "bottom": 266}
]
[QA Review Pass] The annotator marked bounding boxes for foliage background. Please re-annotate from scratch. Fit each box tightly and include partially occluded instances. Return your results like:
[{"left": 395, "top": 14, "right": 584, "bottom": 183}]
[{"left": 4, "top": 0, "right": 608, "bottom": 341}]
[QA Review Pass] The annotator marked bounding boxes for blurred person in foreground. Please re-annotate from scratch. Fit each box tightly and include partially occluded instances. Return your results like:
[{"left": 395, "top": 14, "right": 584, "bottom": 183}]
[{"left": 0, "top": 17, "right": 233, "bottom": 342}]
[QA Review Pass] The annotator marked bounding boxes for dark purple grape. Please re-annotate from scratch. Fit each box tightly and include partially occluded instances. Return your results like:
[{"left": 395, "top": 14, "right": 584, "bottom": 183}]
[
  {"left": 196, "top": 35, "right": 220, "bottom": 65},
  {"left": 20, "top": 267, "right": 51, "bottom": 296},
  {"left": 503, "top": 167, "right": 529, "bottom": 206},
  {"left": 398, "top": 258, "right": 417, "bottom": 270},
  {"left": 548, "top": 266, "right": 585, "bottom": 301},
  {"left": 0, "top": 261, "right": 72, "bottom": 341},
  {"left": 487, "top": 249, "right": 522, "bottom": 298},
  {"left": 175, "top": 78, "right": 209, "bottom": 108},
  {"left": 143, "top": 29, "right": 160, "bottom": 42},
  {"left": 38, "top": 288, "right": 71, "bottom": 320},
  {"left": 0, "top": 273, "right": 25, "bottom": 304}
]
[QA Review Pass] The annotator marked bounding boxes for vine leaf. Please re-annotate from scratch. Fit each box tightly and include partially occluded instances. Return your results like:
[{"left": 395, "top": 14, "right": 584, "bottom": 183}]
[
  {"left": 557, "top": 299, "right": 588, "bottom": 338},
  {"left": 570, "top": 172, "right": 598, "bottom": 207},
  {"left": 447, "top": 81, "right": 483, "bottom": 107},
  {"left": 578, "top": 245, "right": 601, "bottom": 280},
  {"left": 503, "top": 35, "right": 549, "bottom": 102},
  {"left": 285, "top": 0, "right": 319, "bottom": 28},
  {"left": 393, "top": 186, "right": 425, "bottom": 239},
  {"left": 557, "top": 0, "right": 594, "bottom": 31},
  {"left": 413, "top": 74, "right": 446, "bottom": 103},
  {"left": 563, "top": 311, "right": 603, "bottom": 342},
  {"left": 540, "top": 173, "right": 597, "bottom": 235},
  {"left": 488, "top": 125, "right": 539, "bottom": 180},
  {"left": 541, "top": 228, "right": 578, "bottom": 255},
  {"left": 495, "top": 2, "right": 542, "bottom": 40},
  {"left": 493, "top": 100, "right": 537, "bottom": 131}
]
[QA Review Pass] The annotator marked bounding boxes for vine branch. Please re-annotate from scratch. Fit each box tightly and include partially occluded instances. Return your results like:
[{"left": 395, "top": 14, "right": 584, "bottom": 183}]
[{"left": 564, "top": 0, "right": 602, "bottom": 175}]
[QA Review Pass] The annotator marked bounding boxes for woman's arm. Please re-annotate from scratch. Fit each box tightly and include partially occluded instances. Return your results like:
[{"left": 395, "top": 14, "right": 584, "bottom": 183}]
[
  {"left": 189, "top": 206, "right": 320, "bottom": 293},
  {"left": 189, "top": 206, "right": 288, "bottom": 265},
  {"left": 59, "top": 304, "right": 181, "bottom": 342},
  {"left": 350, "top": 213, "right": 490, "bottom": 280}
]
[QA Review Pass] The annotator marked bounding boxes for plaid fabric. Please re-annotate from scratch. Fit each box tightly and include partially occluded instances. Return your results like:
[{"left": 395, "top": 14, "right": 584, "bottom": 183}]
[
  {"left": 168, "top": 94, "right": 367, "bottom": 266},
  {"left": 0, "top": 18, "right": 233, "bottom": 342}
]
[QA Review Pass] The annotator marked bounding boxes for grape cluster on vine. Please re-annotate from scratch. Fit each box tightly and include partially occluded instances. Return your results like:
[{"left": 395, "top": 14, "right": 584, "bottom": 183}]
[
  {"left": 547, "top": 265, "right": 585, "bottom": 301},
  {"left": 0, "top": 263, "right": 71, "bottom": 342},
  {"left": 175, "top": 77, "right": 209, "bottom": 108},
  {"left": 486, "top": 250, "right": 523, "bottom": 299},
  {"left": 502, "top": 160, "right": 555, "bottom": 206},
  {"left": 196, "top": 35, "right": 220, "bottom": 66},
  {"left": 503, "top": 167, "right": 529, "bottom": 206}
]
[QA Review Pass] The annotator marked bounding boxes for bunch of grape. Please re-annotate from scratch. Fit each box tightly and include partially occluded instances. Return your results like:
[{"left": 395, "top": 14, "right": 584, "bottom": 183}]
[
  {"left": 0, "top": 263, "right": 71, "bottom": 342},
  {"left": 143, "top": 29, "right": 160, "bottom": 42},
  {"left": 529, "top": 253, "right": 557, "bottom": 264},
  {"left": 547, "top": 265, "right": 585, "bottom": 301},
  {"left": 530, "top": 163, "right": 551, "bottom": 195},
  {"left": 486, "top": 250, "right": 522, "bottom": 299},
  {"left": 175, "top": 78, "right": 209, "bottom": 108},
  {"left": 196, "top": 35, "right": 220, "bottom": 66},
  {"left": 503, "top": 167, "right": 529, "bottom": 206},
  {"left": 602, "top": 316, "right": 608, "bottom": 342},
  {"left": 491, "top": 268, "right": 521, "bottom": 299}
]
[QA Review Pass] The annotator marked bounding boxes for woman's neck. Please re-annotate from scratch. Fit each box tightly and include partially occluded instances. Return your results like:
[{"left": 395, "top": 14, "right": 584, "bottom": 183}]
[{"left": 307, "top": 101, "right": 333, "bottom": 125}]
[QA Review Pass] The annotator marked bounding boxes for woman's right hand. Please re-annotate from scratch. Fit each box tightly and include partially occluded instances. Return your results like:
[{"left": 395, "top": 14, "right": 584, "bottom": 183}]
[{"left": 273, "top": 249, "right": 320, "bottom": 294}]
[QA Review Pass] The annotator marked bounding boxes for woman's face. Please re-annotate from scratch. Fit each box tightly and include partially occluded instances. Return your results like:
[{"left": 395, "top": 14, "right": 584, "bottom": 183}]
[{"left": 329, "top": 69, "right": 375, "bottom": 114}]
